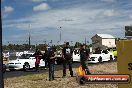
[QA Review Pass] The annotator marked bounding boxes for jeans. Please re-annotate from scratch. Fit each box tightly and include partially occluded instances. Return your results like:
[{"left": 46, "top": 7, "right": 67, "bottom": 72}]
[
  {"left": 35, "top": 64, "right": 39, "bottom": 71},
  {"left": 80, "top": 60, "right": 91, "bottom": 74},
  {"left": 63, "top": 59, "right": 73, "bottom": 76},
  {"left": 45, "top": 59, "right": 48, "bottom": 68},
  {"left": 49, "top": 63, "right": 54, "bottom": 80}
]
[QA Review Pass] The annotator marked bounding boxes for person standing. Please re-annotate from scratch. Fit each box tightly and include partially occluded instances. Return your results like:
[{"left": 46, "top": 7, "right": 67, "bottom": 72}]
[
  {"left": 48, "top": 47, "right": 56, "bottom": 81},
  {"left": 80, "top": 44, "right": 91, "bottom": 74},
  {"left": 43, "top": 46, "right": 49, "bottom": 70},
  {"left": 34, "top": 49, "right": 42, "bottom": 72},
  {"left": 62, "top": 42, "right": 73, "bottom": 77}
]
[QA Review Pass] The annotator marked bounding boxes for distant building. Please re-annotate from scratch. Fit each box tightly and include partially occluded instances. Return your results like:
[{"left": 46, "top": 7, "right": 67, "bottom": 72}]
[
  {"left": 125, "top": 26, "right": 132, "bottom": 40},
  {"left": 91, "top": 34, "right": 116, "bottom": 50}
]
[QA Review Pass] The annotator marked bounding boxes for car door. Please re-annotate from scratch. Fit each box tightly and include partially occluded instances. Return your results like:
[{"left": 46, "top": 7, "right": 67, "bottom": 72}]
[
  {"left": 28, "top": 54, "right": 36, "bottom": 68},
  {"left": 29, "top": 57, "right": 36, "bottom": 68},
  {"left": 39, "top": 59, "right": 45, "bottom": 67},
  {"left": 102, "top": 50, "right": 109, "bottom": 61}
]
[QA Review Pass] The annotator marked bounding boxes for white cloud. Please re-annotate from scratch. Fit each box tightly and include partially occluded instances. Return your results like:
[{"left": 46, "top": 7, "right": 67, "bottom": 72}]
[
  {"left": 129, "top": 15, "right": 132, "bottom": 19},
  {"left": 101, "top": 0, "right": 116, "bottom": 3},
  {"left": 32, "top": 0, "right": 47, "bottom": 2},
  {"left": 33, "top": 3, "right": 50, "bottom": 11},
  {"left": 103, "top": 9, "right": 118, "bottom": 17},
  {"left": 3, "top": 7, "right": 123, "bottom": 42},
  {"left": 4, "top": 6, "right": 14, "bottom": 13},
  {"left": 3, "top": 2, "right": 130, "bottom": 44}
]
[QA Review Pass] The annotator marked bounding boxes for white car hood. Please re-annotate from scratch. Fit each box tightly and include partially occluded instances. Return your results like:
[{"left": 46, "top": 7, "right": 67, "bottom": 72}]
[
  {"left": 8, "top": 59, "right": 29, "bottom": 63},
  {"left": 8, "top": 60, "right": 19, "bottom": 63},
  {"left": 90, "top": 54, "right": 100, "bottom": 58}
]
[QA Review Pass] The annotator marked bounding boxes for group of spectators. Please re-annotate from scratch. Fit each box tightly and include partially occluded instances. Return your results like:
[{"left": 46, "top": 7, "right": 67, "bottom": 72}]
[{"left": 34, "top": 42, "right": 91, "bottom": 81}]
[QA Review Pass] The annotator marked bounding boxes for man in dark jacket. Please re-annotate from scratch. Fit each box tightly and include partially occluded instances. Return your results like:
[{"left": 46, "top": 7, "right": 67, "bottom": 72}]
[
  {"left": 43, "top": 46, "right": 49, "bottom": 70},
  {"left": 47, "top": 47, "right": 56, "bottom": 81},
  {"left": 80, "top": 44, "right": 91, "bottom": 74},
  {"left": 62, "top": 42, "right": 73, "bottom": 77}
]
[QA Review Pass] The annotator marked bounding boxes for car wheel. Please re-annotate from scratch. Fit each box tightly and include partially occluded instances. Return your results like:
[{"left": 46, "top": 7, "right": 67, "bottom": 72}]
[
  {"left": 9, "top": 69, "right": 15, "bottom": 71},
  {"left": 110, "top": 55, "right": 113, "bottom": 61},
  {"left": 98, "top": 57, "right": 102, "bottom": 63},
  {"left": 78, "top": 76, "right": 86, "bottom": 85},
  {"left": 23, "top": 63, "right": 30, "bottom": 71}
]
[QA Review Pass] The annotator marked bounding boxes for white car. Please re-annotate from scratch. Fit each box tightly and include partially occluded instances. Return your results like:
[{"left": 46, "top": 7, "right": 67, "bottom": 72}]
[
  {"left": 6, "top": 52, "right": 45, "bottom": 71},
  {"left": 88, "top": 50, "right": 114, "bottom": 63},
  {"left": 72, "top": 48, "right": 80, "bottom": 62},
  {"left": 56, "top": 50, "right": 63, "bottom": 64}
]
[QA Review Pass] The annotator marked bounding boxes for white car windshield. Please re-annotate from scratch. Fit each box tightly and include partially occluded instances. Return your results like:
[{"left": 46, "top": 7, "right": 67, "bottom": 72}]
[
  {"left": 19, "top": 54, "right": 32, "bottom": 59},
  {"left": 74, "top": 50, "right": 79, "bottom": 54}
]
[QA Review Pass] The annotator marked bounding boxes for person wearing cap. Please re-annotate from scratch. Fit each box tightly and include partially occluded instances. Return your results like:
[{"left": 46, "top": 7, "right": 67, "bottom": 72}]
[
  {"left": 47, "top": 47, "right": 57, "bottom": 81},
  {"left": 80, "top": 44, "right": 91, "bottom": 74},
  {"left": 62, "top": 42, "right": 73, "bottom": 77}
]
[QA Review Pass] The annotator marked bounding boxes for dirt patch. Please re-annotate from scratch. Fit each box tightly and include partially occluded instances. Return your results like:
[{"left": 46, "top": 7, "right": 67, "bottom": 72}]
[{"left": 4, "top": 62, "right": 118, "bottom": 88}]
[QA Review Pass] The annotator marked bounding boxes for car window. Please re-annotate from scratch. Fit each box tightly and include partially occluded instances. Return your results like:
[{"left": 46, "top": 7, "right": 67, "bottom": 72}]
[
  {"left": 102, "top": 50, "right": 108, "bottom": 54},
  {"left": 74, "top": 50, "right": 79, "bottom": 55},
  {"left": 30, "top": 54, "right": 35, "bottom": 57},
  {"left": 19, "top": 54, "right": 32, "bottom": 59}
]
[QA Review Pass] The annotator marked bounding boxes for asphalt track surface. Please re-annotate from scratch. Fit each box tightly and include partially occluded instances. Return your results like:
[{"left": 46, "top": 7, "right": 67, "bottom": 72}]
[
  {"left": 4, "top": 61, "right": 114, "bottom": 79},
  {"left": 4, "top": 62, "right": 80, "bottom": 79}
]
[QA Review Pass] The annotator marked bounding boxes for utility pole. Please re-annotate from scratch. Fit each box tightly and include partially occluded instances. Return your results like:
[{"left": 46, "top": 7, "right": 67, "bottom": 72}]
[
  {"left": 28, "top": 24, "right": 31, "bottom": 50},
  {"left": 85, "top": 37, "right": 87, "bottom": 45},
  {"left": 0, "top": 0, "right": 4, "bottom": 87},
  {"left": 59, "top": 27, "right": 62, "bottom": 42}
]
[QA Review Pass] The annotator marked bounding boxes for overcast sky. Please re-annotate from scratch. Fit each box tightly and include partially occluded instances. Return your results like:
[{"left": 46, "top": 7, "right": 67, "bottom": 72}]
[{"left": 2, "top": 0, "right": 132, "bottom": 45}]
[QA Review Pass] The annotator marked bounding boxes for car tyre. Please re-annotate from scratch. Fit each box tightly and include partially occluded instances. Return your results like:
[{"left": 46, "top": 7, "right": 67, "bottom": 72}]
[
  {"left": 9, "top": 69, "right": 15, "bottom": 71},
  {"left": 78, "top": 76, "right": 86, "bottom": 85},
  {"left": 23, "top": 63, "right": 30, "bottom": 71},
  {"left": 98, "top": 57, "right": 102, "bottom": 63},
  {"left": 110, "top": 55, "right": 113, "bottom": 61}
]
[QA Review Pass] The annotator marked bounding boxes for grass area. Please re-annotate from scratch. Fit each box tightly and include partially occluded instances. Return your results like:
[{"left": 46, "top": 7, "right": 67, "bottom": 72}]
[{"left": 4, "top": 62, "right": 118, "bottom": 88}]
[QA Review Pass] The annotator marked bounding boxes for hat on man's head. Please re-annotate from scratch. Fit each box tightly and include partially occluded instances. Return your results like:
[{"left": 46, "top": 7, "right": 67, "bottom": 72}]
[
  {"left": 66, "top": 42, "right": 69, "bottom": 45},
  {"left": 80, "top": 44, "right": 86, "bottom": 47}
]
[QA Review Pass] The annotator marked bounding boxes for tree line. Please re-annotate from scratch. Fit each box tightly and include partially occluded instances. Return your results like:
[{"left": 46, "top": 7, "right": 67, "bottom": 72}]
[{"left": 3, "top": 42, "right": 92, "bottom": 51}]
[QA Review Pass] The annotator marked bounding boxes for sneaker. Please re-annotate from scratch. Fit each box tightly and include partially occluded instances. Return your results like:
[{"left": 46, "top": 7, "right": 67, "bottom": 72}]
[
  {"left": 44, "top": 68, "right": 47, "bottom": 70},
  {"left": 49, "top": 79, "right": 53, "bottom": 81},
  {"left": 62, "top": 76, "right": 66, "bottom": 78},
  {"left": 71, "top": 75, "right": 74, "bottom": 77},
  {"left": 86, "top": 72, "right": 91, "bottom": 75}
]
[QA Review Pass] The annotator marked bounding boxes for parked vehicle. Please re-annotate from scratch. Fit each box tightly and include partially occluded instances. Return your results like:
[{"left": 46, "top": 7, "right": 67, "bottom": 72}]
[
  {"left": 88, "top": 50, "right": 114, "bottom": 63},
  {"left": 6, "top": 52, "right": 45, "bottom": 71},
  {"left": 55, "top": 50, "right": 63, "bottom": 64},
  {"left": 72, "top": 48, "right": 80, "bottom": 62},
  {"left": 107, "top": 48, "right": 117, "bottom": 61}
]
